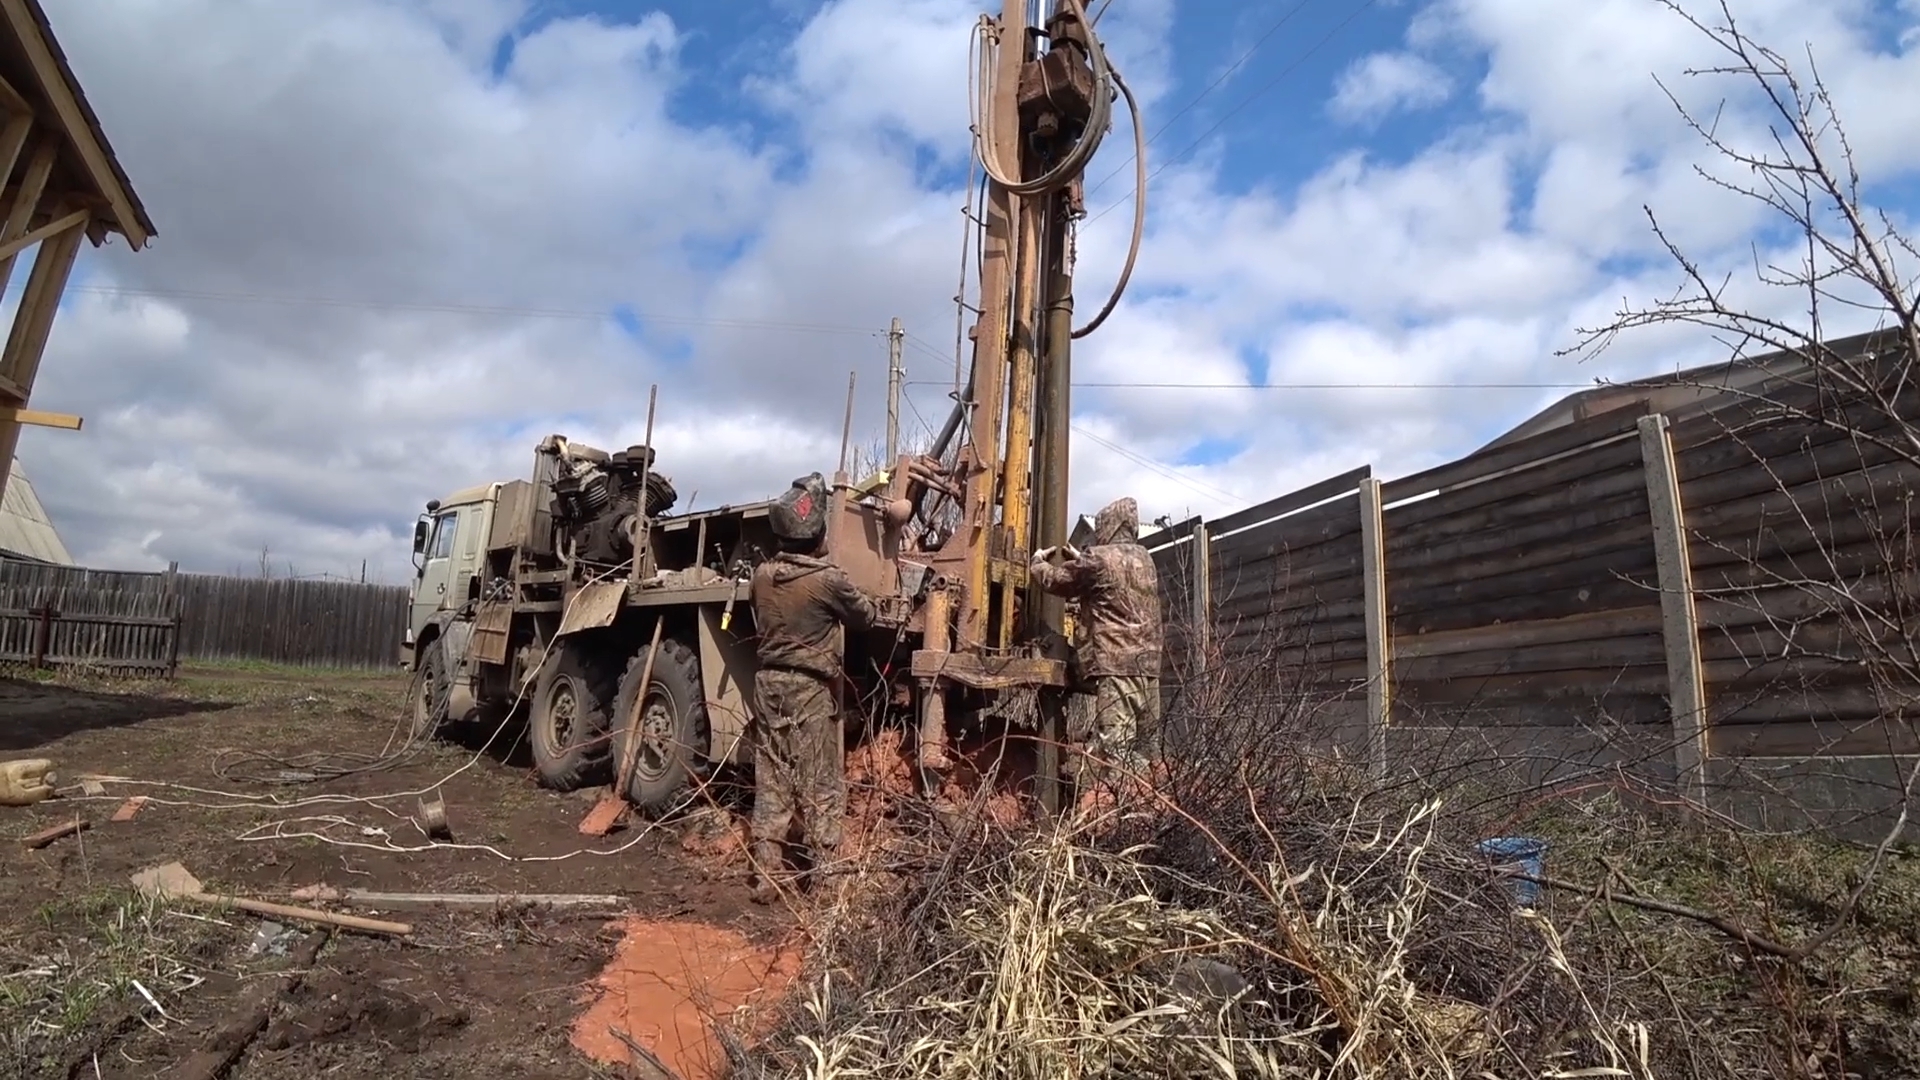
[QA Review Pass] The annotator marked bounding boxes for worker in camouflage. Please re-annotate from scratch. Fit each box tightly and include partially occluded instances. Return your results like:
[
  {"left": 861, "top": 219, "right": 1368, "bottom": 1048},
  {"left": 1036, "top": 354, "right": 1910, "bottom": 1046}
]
[
  {"left": 1030, "top": 496, "right": 1163, "bottom": 790},
  {"left": 747, "top": 473, "right": 878, "bottom": 904}
]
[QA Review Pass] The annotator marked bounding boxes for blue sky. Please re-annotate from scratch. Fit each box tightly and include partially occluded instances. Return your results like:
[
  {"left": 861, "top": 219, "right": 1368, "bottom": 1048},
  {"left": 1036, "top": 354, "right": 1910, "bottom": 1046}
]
[{"left": 20, "top": 0, "right": 1920, "bottom": 576}]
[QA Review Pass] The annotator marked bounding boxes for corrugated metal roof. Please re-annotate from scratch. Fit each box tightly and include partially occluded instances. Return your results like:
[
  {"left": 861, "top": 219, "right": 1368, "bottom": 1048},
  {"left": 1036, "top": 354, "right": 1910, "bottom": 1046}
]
[{"left": 0, "top": 456, "right": 73, "bottom": 564}]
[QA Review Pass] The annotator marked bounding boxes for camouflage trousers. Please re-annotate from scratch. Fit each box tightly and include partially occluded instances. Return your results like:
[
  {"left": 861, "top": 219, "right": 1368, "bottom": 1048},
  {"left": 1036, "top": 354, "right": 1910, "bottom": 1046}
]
[
  {"left": 1068, "top": 674, "right": 1161, "bottom": 786},
  {"left": 750, "top": 668, "right": 844, "bottom": 872}
]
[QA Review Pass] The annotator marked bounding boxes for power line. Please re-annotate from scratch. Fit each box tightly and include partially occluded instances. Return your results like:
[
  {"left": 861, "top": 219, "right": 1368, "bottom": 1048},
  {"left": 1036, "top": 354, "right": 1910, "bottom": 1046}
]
[
  {"left": 1087, "top": 0, "right": 1383, "bottom": 227},
  {"left": 1073, "top": 422, "right": 1246, "bottom": 504},
  {"left": 1083, "top": 0, "right": 1319, "bottom": 204},
  {"left": 906, "top": 379, "right": 1601, "bottom": 390}
]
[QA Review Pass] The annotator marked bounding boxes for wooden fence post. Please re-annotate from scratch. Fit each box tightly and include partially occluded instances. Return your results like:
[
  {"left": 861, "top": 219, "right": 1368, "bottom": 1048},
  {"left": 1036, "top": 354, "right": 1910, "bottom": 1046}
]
[
  {"left": 1358, "top": 477, "right": 1390, "bottom": 779},
  {"left": 1189, "top": 520, "right": 1210, "bottom": 689},
  {"left": 1638, "top": 413, "right": 1710, "bottom": 808}
]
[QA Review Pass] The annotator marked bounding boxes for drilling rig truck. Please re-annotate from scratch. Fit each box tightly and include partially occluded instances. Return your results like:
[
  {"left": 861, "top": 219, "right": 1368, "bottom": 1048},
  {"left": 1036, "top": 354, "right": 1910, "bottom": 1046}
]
[{"left": 402, "top": 0, "right": 1143, "bottom": 818}]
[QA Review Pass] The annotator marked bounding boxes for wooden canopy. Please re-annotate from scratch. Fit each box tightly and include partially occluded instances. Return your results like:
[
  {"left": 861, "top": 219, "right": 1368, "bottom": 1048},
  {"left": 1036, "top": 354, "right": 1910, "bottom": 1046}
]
[{"left": 0, "top": 0, "right": 154, "bottom": 502}]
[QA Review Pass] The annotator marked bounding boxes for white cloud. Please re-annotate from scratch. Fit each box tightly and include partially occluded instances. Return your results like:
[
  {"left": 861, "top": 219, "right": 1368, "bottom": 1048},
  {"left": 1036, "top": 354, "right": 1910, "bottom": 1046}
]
[
  {"left": 1330, "top": 51, "right": 1453, "bottom": 123},
  {"left": 16, "top": 0, "right": 1920, "bottom": 583}
]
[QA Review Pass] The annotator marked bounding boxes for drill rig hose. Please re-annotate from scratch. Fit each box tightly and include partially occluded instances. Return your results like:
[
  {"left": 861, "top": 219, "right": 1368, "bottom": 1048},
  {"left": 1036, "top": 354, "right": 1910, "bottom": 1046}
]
[{"left": 971, "top": 0, "right": 1113, "bottom": 197}]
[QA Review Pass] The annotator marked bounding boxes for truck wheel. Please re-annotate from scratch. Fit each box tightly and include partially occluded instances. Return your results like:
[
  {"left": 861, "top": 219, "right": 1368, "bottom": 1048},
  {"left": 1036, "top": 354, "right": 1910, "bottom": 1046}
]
[
  {"left": 608, "top": 638, "right": 710, "bottom": 818},
  {"left": 410, "top": 638, "right": 450, "bottom": 742},
  {"left": 529, "top": 644, "right": 617, "bottom": 791}
]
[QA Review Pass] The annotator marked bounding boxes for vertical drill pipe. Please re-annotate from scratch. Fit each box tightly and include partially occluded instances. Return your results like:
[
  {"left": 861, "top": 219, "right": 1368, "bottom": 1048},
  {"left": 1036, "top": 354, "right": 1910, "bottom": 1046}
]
[
  {"left": 918, "top": 586, "right": 952, "bottom": 774},
  {"left": 1033, "top": 188, "right": 1076, "bottom": 817},
  {"left": 629, "top": 384, "right": 659, "bottom": 586},
  {"left": 999, "top": 197, "right": 1042, "bottom": 648}
]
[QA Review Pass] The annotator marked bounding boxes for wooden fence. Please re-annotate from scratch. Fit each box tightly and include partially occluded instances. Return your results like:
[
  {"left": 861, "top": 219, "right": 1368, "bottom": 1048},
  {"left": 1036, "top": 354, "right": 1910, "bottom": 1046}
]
[
  {"left": 0, "top": 559, "right": 409, "bottom": 672},
  {"left": 1143, "top": 375, "right": 1920, "bottom": 810}
]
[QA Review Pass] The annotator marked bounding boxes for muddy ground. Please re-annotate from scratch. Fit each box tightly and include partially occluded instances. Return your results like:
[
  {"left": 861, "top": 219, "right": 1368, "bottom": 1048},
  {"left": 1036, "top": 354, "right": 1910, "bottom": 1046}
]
[{"left": 1, "top": 664, "right": 793, "bottom": 1080}]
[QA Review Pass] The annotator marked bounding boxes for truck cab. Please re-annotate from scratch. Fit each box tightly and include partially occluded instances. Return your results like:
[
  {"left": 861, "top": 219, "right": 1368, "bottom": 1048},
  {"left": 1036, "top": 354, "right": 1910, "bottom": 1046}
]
[{"left": 404, "top": 482, "right": 502, "bottom": 669}]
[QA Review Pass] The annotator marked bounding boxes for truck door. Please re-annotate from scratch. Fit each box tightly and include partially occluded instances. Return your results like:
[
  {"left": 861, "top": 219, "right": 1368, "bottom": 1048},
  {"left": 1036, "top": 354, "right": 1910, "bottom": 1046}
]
[{"left": 409, "top": 507, "right": 461, "bottom": 647}]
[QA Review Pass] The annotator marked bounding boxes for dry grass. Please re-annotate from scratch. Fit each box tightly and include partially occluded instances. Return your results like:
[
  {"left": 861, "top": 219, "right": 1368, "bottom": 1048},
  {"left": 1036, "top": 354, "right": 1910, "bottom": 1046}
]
[{"left": 725, "top": 659, "right": 1920, "bottom": 1080}]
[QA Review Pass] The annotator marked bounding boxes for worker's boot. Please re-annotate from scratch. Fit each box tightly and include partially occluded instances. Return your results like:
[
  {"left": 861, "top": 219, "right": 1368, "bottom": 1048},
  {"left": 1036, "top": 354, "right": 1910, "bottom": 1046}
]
[{"left": 748, "top": 840, "right": 785, "bottom": 905}]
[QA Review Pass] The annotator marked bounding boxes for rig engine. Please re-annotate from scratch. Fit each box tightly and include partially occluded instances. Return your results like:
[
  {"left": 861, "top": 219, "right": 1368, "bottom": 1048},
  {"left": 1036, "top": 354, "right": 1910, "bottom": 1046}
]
[{"left": 542, "top": 437, "right": 678, "bottom": 567}]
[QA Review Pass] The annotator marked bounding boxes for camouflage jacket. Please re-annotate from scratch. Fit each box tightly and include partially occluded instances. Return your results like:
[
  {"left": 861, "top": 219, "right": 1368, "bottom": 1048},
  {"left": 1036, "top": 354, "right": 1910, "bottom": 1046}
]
[
  {"left": 750, "top": 553, "right": 877, "bottom": 681},
  {"left": 1028, "top": 498, "right": 1163, "bottom": 679}
]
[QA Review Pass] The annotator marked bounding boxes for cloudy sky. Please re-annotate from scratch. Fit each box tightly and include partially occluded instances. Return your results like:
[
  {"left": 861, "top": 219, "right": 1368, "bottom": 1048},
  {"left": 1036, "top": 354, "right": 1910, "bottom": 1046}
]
[{"left": 12, "top": 0, "right": 1920, "bottom": 582}]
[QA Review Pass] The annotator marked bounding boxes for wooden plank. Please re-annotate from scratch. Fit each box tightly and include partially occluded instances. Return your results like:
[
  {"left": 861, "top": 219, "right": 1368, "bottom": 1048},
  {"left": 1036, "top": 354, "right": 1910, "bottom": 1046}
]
[
  {"left": 1668, "top": 376, "right": 1912, "bottom": 451},
  {"left": 1389, "top": 545, "right": 1657, "bottom": 623},
  {"left": 1207, "top": 465, "right": 1371, "bottom": 539},
  {"left": 1380, "top": 402, "right": 1648, "bottom": 504},
  {"left": 1387, "top": 525, "right": 1653, "bottom": 598},
  {"left": 1679, "top": 436, "right": 1912, "bottom": 516},
  {"left": 1398, "top": 607, "right": 1665, "bottom": 669},
  {"left": 1385, "top": 484, "right": 1649, "bottom": 562},
  {"left": 1710, "top": 717, "right": 1920, "bottom": 757},
  {"left": 0, "top": 207, "right": 88, "bottom": 264},
  {"left": 1393, "top": 633, "right": 1666, "bottom": 681},
  {"left": 1387, "top": 436, "right": 1645, "bottom": 530},
  {"left": 1391, "top": 666, "right": 1672, "bottom": 702},
  {"left": 1359, "top": 477, "right": 1389, "bottom": 779},
  {"left": 1209, "top": 493, "right": 1362, "bottom": 564},
  {"left": 1392, "top": 693, "right": 1669, "bottom": 727},
  {"left": 1640, "top": 414, "right": 1708, "bottom": 805}
]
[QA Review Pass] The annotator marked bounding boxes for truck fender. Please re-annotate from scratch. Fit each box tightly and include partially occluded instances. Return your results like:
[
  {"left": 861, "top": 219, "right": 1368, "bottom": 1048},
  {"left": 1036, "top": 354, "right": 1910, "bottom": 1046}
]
[{"left": 694, "top": 604, "right": 757, "bottom": 767}]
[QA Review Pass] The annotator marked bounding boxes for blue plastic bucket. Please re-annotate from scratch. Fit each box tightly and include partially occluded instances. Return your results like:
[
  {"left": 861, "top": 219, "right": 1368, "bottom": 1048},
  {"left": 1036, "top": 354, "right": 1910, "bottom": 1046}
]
[{"left": 1476, "top": 836, "right": 1548, "bottom": 907}]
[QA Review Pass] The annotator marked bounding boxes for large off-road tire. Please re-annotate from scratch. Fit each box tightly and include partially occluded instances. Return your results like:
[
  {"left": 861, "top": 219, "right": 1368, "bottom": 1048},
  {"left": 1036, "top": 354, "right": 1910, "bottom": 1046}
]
[
  {"left": 608, "top": 638, "right": 710, "bottom": 818},
  {"left": 528, "top": 643, "right": 618, "bottom": 792},
  {"left": 410, "top": 637, "right": 450, "bottom": 743}
]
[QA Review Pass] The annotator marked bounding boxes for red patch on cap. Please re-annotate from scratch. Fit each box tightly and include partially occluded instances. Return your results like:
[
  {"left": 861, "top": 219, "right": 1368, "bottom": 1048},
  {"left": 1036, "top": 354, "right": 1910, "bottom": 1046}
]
[{"left": 792, "top": 494, "right": 813, "bottom": 518}]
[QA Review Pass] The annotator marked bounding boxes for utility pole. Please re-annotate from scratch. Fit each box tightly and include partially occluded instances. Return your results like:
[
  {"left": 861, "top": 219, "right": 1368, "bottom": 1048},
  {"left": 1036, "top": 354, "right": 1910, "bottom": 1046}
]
[{"left": 886, "top": 317, "right": 904, "bottom": 464}]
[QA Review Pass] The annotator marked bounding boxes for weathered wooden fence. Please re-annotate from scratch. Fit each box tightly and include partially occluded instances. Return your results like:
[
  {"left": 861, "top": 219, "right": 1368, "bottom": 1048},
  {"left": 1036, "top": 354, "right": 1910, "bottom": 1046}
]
[
  {"left": 0, "top": 559, "right": 409, "bottom": 671},
  {"left": 1143, "top": 374, "right": 1920, "bottom": 824}
]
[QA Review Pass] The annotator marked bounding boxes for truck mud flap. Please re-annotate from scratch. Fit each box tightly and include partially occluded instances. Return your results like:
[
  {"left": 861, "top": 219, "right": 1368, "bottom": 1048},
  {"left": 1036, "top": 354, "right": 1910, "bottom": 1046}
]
[{"left": 557, "top": 581, "right": 625, "bottom": 637}]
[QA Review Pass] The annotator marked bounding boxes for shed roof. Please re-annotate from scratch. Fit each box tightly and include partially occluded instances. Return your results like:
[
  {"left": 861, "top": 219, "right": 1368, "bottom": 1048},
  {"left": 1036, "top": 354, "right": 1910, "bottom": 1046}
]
[
  {"left": 0, "top": 455, "right": 71, "bottom": 564},
  {"left": 0, "top": 0, "right": 154, "bottom": 247},
  {"left": 1477, "top": 330, "right": 1895, "bottom": 452}
]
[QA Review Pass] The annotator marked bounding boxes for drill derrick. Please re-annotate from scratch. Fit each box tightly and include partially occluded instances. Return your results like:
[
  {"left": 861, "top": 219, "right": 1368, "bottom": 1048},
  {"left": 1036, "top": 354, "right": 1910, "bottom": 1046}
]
[{"left": 909, "top": 0, "right": 1134, "bottom": 814}]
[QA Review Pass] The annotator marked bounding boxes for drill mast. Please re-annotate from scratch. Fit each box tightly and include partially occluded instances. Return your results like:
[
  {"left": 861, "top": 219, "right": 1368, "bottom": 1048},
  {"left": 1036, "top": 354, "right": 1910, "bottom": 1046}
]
[{"left": 910, "top": 0, "right": 1127, "bottom": 812}]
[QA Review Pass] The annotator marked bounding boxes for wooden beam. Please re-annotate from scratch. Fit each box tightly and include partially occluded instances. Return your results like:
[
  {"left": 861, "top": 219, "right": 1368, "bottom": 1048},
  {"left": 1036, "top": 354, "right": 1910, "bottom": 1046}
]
[
  {"left": 0, "top": 207, "right": 86, "bottom": 264},
  {"left": 0, "top": 112, "right": 31, "bottom": 188},
  {"left": 1639, "top": 414, "right": 1710, "bottom": 808},
  {"left": 0, "top": 71, "right": 29, "bottom": 116},
  {"left": 0, "top": 405, "right": 79, "bottom": 429},
  {"left": 0, "top": 217, "right": 83, "bottom": 496},
  {"left": 1358, "top": 476, "right": 1390, "bottom": 779},
  {"left": 0, "top": 0, "right": 148, "bottom": 248},
  {"left": 1190, "top": 520, "right": 1211, "bottom": 682},
  {"left": 0, "top": 137, "right": 54, "bottom": 295}
]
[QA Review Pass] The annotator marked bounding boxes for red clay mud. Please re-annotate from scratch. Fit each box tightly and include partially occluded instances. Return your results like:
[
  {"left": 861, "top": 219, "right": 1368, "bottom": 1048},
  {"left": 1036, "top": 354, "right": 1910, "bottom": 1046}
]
[{"left": 571, "top": 918, "right": 802, "bottom": 1080}]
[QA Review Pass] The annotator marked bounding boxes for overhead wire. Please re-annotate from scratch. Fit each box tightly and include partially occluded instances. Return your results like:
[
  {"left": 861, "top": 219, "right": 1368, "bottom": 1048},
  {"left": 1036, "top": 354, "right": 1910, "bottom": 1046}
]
[
  {"left": 1072, "top": 422, "right": 1245, "bottom": 503},
  {"left": 904, "top": 378, "right": 1606, "bottom": 390}
]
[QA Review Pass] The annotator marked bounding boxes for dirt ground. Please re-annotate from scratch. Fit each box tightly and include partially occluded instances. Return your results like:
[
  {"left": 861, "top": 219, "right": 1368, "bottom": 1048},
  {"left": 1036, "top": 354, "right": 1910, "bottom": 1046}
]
[{"left": 0, "top": 664, "right": 797, "bottom": 1080}]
